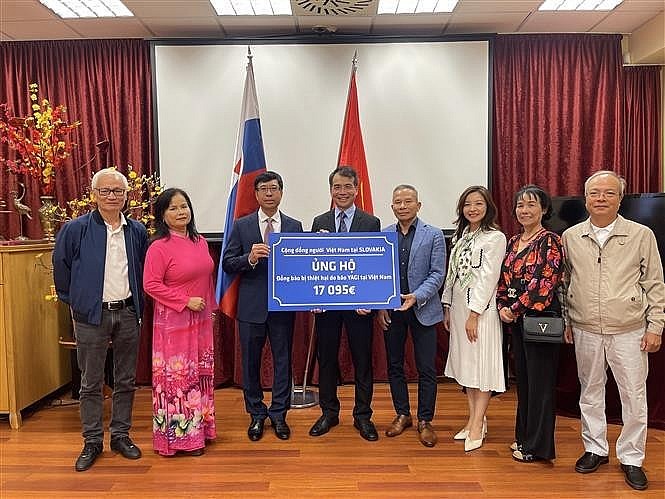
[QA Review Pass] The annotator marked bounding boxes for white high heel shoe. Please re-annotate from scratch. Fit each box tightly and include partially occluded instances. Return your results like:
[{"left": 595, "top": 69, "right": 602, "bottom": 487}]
[
  {"left": 453, "top": 428, "right": 469, "bottom": 440},
  {"left": 464, "top": 416, "right": 487, "bottom": 451},
  {"left": 455, "top": 416, "right": 488, "bottom": 441},
  {"left": 464, "top": 433, "right": 485, "bottom": 452}
]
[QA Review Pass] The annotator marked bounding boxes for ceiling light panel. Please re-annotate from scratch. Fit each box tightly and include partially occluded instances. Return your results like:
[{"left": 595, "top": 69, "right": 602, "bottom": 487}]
[
  {"left": 39, "top": 0, "right": 133, "bottom": 18},
  {"left": 378, "top": 0, "right": 458, "bottom": 14},
  {"left": 538, "top": 0, "right": 623, "bottom": 10},
  {"left": 210, "top": 0, "right": 293, "bottom": 15},
  {"left": 434, "top": 0, "right": 458, "bottom": 12}
]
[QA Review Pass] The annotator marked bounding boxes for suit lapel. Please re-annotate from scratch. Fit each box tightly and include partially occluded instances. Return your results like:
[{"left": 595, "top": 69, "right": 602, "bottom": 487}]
[
  {"left": 409, "top": 220, "right": 425, "bottom": 266},
  {"left": 251, "top": 211, "right": 262, "bottom": 243},
  {"left": 280, "top": 212, "right": 296, "bottom": 232},
  {"left": 349, "top": 209, "right": 363, "bottom": 232},
  {"left": 326, "top": 210, "right": 337, "bottom": 232}
]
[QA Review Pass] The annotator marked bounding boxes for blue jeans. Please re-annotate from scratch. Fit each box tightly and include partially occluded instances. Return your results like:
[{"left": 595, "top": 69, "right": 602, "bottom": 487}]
[{"left": 74, "top": 307, "right": 139, "bottom": 444}]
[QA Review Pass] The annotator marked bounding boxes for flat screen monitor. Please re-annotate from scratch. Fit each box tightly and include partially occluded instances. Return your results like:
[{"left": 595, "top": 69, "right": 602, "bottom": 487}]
[{"left": 548, "top": 193, "right": 665, "bottom": 266}]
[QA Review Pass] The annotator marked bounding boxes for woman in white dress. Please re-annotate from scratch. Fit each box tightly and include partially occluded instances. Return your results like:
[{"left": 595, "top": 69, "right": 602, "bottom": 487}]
[{"left": 442, "top": 186, "right": 506, "bottom": 452}]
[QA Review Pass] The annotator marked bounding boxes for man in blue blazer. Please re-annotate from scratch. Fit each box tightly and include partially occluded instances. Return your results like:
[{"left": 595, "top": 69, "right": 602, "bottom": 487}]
[
  {"left": 222, "top": 171, "right": 303, "bottom": 441},
  {"left": 309, "top": 166, "right": 382, "bottom": 441},
  {"left": 378, "top": 184, "right": 446, "bottom": 447}
]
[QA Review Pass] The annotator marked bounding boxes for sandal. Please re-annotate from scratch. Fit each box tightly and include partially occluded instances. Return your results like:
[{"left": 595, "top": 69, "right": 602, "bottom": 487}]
[{"left": 512, "top": 449, "right": 541, "bottom": 462}]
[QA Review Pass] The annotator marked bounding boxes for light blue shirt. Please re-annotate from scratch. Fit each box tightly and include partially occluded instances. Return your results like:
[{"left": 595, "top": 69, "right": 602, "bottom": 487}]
[{"left": 334, "top": 204, "right": 356, "bottom": 232}]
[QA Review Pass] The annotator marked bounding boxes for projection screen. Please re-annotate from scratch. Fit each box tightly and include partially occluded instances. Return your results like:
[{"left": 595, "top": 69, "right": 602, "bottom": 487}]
[{"left": 153, "top": 38, "right": 491, "bottom": 233}]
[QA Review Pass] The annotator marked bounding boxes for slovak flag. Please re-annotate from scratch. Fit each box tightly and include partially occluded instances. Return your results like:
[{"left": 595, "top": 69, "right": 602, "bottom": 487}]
[
  {"left": 216, "top": 51, "right": 267, "bottom": 318},
  {"left": 337, "top": 52, "right": 374, "bottom": 214}
]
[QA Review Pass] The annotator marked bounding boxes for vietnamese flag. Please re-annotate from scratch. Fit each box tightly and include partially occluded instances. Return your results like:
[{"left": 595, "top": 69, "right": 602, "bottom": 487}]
[{"left": 337, "top": 53, "right": 374, "bottom": 214}]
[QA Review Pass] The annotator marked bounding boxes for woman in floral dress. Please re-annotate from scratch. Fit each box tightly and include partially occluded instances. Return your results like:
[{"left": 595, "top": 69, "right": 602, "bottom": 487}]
[
  {"left": 143, "top": 188, "right": 216, "bottom": 456},
  {"left": 497, "top": 185, "right": 565, "bottom": 463}
]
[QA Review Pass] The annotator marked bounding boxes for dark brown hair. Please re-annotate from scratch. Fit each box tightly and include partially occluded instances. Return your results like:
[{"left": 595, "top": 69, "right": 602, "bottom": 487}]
[{"left": 453, "top": 185, "right": 499, "bottom": 241}]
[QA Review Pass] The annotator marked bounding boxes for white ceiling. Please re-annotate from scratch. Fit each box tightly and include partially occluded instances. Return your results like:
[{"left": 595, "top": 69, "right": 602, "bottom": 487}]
[{"left": 0, "top": 0, "right": 662, "bottom": 40}]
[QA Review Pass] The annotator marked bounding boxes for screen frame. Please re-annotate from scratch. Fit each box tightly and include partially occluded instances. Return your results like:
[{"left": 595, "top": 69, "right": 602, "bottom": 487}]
[{"left": 150, "top": 34, "right": 495, "bottom": 237}]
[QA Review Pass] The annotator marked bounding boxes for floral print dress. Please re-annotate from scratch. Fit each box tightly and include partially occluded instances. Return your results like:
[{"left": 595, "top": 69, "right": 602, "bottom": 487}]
[{"left": 144, "top": 233, "right": 217, "bottom": 455}]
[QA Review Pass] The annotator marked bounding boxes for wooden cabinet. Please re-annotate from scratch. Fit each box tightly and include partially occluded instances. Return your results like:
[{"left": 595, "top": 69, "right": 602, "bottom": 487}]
[{"left": 0, "top": 243, "right": 71, "bottom": 429}]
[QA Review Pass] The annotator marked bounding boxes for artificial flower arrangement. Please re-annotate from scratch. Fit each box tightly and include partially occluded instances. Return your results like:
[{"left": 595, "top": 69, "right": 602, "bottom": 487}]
[
  {"left": 45, "top": 165, "right": 162, "bottom": 302},
  {"left": 0, "top": 83, "right": 81, "bottom": 196},
  {"left": 66, "top": 165, "right": 162, "bottom": 231}
]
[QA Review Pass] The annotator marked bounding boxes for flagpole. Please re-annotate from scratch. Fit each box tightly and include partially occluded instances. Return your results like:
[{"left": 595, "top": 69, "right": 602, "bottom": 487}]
[{"left": 336, "top": 51, "right": 357, "bottom": 164}]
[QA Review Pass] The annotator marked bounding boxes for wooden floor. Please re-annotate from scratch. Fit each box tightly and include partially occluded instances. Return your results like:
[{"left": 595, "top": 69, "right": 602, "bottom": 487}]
[{"left": 1, "top": 382, "right": 663, "bottom": 498}]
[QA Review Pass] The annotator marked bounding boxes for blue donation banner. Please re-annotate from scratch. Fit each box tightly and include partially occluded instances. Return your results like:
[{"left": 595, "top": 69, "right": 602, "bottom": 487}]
[{"left": 268, "top": 232, "right": 401, "bottom": 311}]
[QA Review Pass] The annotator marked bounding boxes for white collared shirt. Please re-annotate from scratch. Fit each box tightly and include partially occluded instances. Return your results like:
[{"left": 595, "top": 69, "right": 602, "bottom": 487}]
[
  {"left": 591, "top": 218, "right": 618, "bottom": 247},
  {"left": 102, "top": 213, "right": 131, "bottom": 302},
  {"left": 258, "top": 208, "right": 281, "bottom": 236}
]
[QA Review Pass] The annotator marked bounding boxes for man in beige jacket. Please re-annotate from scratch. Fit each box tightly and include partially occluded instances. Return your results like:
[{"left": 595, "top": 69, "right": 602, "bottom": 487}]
[{"left": 562, "top": 170, "right": 664, "bottom": 491}]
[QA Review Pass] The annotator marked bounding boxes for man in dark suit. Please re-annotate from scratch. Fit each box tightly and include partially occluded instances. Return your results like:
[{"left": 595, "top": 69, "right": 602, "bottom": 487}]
[
  {"left": 378, "top": 185, "right": 446, "bottom": 447},
  {"left": 309, "top": 166, "right": 381, "bottom": 441},
  {"left": 222, "top": 171, "right": 303, "bottom": 441}
]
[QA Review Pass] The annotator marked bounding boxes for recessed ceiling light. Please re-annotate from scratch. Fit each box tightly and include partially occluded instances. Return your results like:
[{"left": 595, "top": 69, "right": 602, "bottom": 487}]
[
  {"left": 40, "top": 0, "right": 133, "bottom": 18},
  {"left": 378, "top": 0, "right": 458, "bottom": 15},
  {"left": 538, "top": 0, "right": 623, "bottom": 11},
  {"left": 209, "top": 0, "right": 293, "bottom": 15}
]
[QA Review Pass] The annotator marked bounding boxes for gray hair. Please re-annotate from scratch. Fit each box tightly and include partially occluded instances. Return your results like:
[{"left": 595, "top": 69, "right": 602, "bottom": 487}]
[
  {"left": 392, "top": 184, "right": 419, "bottom": 199},
  {"left": 91, "top": 168, "right": 129, "bottom": 190},
  {"left": 584, "top": 170, "right": 626, "bottom": 197}
]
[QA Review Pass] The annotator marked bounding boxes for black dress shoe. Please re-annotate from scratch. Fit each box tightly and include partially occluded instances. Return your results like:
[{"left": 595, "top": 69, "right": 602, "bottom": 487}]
[
  {"left": 248, "top": 417, "right": 265, "bottom": 441},
  {"left": 574, "top": 451, "right": 609, "bottom": 473},
  {"left": 110, "top": 436, "right": 142, "bottom": 460},
  {"left": 354, "top": 419, "right": 379, "bottom": 442},
  {"left": 309, "top": 415, "right": 339, "bottom": 437},
  {"left": 75, "top": 442, "right": 103, "bottom": 472},
  {"left": 621, "top": 464, "right": 648, "bottom": 490},
  {"left": 272, "top": 420, "right": 291, "bottom": 440}
]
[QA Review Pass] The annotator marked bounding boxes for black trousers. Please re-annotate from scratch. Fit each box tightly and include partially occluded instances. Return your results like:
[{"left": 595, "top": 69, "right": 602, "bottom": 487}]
[
  {"left": 239, "top": 312, "right": 294, "bottom": 422},
  {"left": 315, "top": 310, "right": 374, "bottom": 421},
  {"left": 512, "top": 322, "right": 561, "bottom": 460},
  {"left": 383, "top": 309, "right": 437, "bottom": 422}
]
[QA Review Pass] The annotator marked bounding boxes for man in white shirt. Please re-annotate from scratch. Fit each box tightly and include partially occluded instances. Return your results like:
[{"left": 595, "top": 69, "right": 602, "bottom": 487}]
[
  {"left": 54, "top": 168, "right": 148, "bottom": 471},
  {"left": 562, "top": 170, "right": 664, "bottom": 491}
]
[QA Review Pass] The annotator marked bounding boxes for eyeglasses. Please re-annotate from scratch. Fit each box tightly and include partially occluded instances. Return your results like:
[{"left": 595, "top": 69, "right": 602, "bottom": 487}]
[
  {"left": 95, "top": 188, "right": 127, "bottom": 197},
  {"left": 256, "top": 186, "right": 280, "bottom": 194},
  {"left": 587, "top": 190, "right": 619, "bottom": 199},
  {"left": 331, "top": 183, "right": 356, "bottom": 192}
]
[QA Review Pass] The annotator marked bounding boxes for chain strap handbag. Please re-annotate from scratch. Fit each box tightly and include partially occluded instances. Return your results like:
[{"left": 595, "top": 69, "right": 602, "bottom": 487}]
[{"left": 522, "top": 310, "right": 564, "bottom": 343}]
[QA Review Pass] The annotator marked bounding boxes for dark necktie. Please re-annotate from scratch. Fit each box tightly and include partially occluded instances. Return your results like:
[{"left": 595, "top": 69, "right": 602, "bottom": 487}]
[{"left": 338, "top": 212, "right": 348, "bottom": 232}]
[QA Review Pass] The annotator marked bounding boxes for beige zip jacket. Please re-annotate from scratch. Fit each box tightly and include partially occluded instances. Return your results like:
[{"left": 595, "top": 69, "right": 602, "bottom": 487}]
[{"left": 562, "top": 215, "right": 665, "bottom": 335}]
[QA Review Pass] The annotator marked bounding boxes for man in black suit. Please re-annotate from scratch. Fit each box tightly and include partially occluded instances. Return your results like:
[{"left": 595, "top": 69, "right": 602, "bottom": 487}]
[
  {"left": 222, "top": 171, "right": 303, "bottom": 441},
  {"left": 309, "top": 166, "right": 381, "bottom": 441}
]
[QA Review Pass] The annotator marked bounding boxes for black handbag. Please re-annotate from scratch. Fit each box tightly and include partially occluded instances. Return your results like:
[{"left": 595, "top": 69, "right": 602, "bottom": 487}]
[{"left": 522, "top": 311, "right": 564, "bottom": 343}]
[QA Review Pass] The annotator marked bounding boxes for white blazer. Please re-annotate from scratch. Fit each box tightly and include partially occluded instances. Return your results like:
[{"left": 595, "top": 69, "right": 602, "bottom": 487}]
[{"left": 442, "top": 229, "right": 507, "bottom": 314}]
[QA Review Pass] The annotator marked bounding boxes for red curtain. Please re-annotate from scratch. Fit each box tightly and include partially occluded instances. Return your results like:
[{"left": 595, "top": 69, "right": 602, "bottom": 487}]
[
  {"left": 0, "top": 39, "right": 153, "bottom": 240},
  {"left": 624, "top": 66, "right": 662, "bottom": 193},
  {"left": 492, "top": 34, "right": 625, "bottom": 236},
  {"left": 493, "top": 35, "right": 663, "bottom": 429}
]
